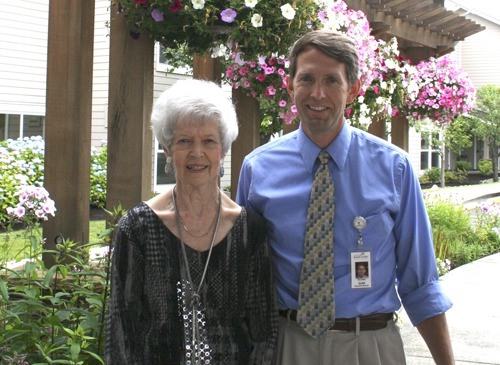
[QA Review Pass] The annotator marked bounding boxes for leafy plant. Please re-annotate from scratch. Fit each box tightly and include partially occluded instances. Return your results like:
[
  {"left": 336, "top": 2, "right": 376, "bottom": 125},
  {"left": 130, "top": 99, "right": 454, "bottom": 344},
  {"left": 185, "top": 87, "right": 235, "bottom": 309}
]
[
  {"left": 456, "top": 160, "right": 472, "bottom": 173},
  {"left": 419, "top": 167, "right": 441, "bottom": 184},
  {"left": 478, "top": 159, "right": 493, "bottom": 176},
  {"left": 425, "top": 195, "right": 500, "bottom": 271},
  {"left": 0, "top": 186, "right": 126, "bottom": 364}
]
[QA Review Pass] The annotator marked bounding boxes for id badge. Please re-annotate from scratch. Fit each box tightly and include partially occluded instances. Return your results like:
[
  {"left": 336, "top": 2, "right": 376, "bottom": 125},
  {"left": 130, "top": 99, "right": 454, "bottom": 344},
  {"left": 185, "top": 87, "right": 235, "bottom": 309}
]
[
  {"left": 350, "top": 216, "right": 371, "bottom": 289},
  {"left": 351, "top": 251, "right": 372, "bottom": 289}
]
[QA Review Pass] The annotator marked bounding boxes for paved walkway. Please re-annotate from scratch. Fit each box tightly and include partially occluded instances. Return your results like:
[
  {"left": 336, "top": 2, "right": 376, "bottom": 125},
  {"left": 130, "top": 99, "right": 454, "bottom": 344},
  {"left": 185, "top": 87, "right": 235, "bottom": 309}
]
[{"left": 400, "top": 182, "right": 500, "bottom": 364}]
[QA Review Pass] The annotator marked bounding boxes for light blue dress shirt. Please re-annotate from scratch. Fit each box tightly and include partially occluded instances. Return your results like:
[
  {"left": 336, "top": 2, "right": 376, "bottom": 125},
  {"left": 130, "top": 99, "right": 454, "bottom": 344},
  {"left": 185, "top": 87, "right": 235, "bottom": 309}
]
[{"left": 236, "top": 123, "right": 452, "bottom": 326}]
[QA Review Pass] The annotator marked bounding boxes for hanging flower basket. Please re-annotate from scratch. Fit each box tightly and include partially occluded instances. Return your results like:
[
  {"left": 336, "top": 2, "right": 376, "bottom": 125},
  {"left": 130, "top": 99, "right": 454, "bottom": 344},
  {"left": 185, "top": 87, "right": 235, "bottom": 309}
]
[
  {"left": 113, "top": 0, "right": 321, "bottom": 59},
  {"left": 404, "top": 55, "right": 476, "bottom": 126}
]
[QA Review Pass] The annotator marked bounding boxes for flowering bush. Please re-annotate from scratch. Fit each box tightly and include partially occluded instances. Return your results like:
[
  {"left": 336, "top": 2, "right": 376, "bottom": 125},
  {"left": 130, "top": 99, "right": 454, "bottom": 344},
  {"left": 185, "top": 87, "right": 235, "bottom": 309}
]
[
  {"left": 0, "top": 137, "right": 45, "bottom": 222},
  {"left": 405, "top": 55, "right": 476, "bottom": 126},
  {"left": 0, "top": 138, "right": 107, "bottom": 223},
  {"left": 6, "top": 186, "right": 56, "bottom": 224},
  {"left": 113, "top": 0, "right": 320, "bottom": 59},
  {"left": 436, "top": 257, "right": 451, "bottom": 276},
  {"left": 0, "top": 202, "right": 124, "bottom": 363}
]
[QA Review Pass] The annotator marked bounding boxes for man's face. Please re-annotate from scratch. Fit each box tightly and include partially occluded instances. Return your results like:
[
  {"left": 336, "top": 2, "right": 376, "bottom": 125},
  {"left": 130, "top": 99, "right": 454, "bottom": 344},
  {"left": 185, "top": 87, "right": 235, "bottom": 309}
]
[{"left": 287, "top": 46, "right": 360, "bottom": 147}]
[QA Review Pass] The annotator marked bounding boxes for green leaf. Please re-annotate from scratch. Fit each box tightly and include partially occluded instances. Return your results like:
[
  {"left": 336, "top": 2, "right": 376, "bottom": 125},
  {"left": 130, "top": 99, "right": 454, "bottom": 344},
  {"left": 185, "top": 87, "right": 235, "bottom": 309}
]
[
  {"left": 0, "top": 278, "right": 9, "bottom": 301},
  {"left": 71, "top": 341, "right": 81, "bottom": 360}
]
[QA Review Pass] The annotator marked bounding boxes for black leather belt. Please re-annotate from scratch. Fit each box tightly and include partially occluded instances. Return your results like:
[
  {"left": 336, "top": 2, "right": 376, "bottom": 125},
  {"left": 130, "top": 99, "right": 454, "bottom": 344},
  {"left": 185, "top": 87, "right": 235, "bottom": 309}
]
[{"left": 279, "top": 310, "right": 394, "bottom": 331}]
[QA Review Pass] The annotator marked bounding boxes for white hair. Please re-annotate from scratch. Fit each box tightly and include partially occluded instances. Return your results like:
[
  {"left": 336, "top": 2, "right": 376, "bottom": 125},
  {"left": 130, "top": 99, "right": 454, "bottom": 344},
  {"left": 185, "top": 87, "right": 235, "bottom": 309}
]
[{"left": 151, "top": 79, "right": 239, "bottom": 154}]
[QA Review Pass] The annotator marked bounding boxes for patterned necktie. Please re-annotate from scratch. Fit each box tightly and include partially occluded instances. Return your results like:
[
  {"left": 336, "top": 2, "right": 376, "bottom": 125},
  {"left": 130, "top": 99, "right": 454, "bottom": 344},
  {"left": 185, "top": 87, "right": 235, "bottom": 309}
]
[{"left": 297, "top": 150, "right": 335, "bottom": 339}]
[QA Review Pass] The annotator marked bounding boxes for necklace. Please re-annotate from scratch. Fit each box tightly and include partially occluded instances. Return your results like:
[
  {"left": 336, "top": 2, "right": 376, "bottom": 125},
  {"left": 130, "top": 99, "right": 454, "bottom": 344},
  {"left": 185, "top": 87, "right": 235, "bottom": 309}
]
[
  {"left": 181, "top": 215, "right": 217, "bottom": 238},
  {"left": 172, "top": 185, "right": 222, "bottom": 363}
]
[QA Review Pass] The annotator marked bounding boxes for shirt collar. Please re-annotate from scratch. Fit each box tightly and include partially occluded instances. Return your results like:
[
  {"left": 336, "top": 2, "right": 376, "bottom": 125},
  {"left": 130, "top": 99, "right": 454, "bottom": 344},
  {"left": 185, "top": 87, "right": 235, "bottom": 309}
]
[{"left": 298, "top": 122, "right": 352, "bottom": 173}]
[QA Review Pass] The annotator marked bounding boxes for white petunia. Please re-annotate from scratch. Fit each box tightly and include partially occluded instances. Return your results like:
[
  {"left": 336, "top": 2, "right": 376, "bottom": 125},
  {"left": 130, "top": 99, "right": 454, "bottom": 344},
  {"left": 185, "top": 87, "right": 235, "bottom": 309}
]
[
  {"left": 245, "top": 0, "right": 258, "bottom": 8},
  {"left": 280, "top": 3, "right": 296, "bottom": 20},
  {"left": 191, "top": 0, "right": 205, "bottom": 10},
  {"left": 251, "top": 13, "right": 263, "bottom": 27}
]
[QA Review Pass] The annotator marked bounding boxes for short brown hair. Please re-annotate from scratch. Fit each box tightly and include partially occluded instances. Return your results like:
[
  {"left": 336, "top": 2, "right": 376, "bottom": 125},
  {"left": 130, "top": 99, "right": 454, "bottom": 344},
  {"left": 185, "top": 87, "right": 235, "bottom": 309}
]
[{"left": 288, "top": 30, "right": 359, "bottom": 86}]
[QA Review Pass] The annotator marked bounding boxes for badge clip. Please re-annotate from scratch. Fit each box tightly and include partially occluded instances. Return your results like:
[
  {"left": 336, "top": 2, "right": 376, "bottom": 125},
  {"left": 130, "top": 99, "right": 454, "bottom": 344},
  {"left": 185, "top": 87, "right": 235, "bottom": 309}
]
[{"left": 352, "top": 216, "right": 367, "bottom": 246}]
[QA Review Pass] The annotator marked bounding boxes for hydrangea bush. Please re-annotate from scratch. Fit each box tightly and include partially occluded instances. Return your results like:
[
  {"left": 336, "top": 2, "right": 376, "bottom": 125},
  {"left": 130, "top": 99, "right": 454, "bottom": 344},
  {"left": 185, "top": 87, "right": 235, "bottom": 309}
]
[{"left": 0, "top": 137, "right": 107, "bottom": 223}]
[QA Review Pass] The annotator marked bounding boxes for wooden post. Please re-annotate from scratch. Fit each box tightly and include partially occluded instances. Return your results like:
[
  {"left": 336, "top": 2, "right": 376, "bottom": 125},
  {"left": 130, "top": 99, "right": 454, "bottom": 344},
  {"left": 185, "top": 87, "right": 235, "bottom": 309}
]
[
  {"left": 391, "top": 115, "right": 409, "bottom": 151},
  {"left": 367, "top": 119, "right": 387, "bottom": 140},
  {"left": 230, "top": 88, "right": 261, "bottom": 200},
  {"left": 193, "top": 54, "right": 222, "bottom": 84},
  {"left": 43, "top": 1, "right": 95, "bottom": 266},
  {"left": 106, "top": 4, "right": 154, "bottom": 214}
]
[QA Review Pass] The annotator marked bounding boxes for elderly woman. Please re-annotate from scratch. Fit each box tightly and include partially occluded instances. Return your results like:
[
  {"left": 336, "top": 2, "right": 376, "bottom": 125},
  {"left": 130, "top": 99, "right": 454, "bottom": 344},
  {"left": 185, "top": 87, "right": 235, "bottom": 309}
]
[{"left": 106, "top": 79, "right": 277, "bottom": 364}]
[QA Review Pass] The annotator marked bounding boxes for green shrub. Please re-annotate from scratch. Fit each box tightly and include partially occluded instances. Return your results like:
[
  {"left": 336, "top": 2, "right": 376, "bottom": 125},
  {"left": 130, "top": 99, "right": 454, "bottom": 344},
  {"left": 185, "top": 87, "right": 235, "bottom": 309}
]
[
  {"left": 426, "top": 196, "right": 500, "bottom": 270},
  {"left": 90, "top": 144, "right": 108, "bottom": 209},
  {"left": 456, "top": 160, "right": 472, "bottom": 172},
  {"left": 478, "top": 159, "right": 493, "bottom": 176},
  {"left": 419, "top": 167, "right": 441, "bottom": 184}
]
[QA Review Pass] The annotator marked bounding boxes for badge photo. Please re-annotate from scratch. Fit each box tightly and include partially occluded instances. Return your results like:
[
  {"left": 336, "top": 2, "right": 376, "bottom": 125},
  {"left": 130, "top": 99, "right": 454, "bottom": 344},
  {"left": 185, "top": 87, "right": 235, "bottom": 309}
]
[{"left": 351, "top": 251, "right": 372, "bottom": 289}]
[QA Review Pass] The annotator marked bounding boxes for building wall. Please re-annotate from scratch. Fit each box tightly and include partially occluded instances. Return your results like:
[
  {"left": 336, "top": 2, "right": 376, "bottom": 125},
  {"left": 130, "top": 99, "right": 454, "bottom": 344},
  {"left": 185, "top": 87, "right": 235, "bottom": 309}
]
[{"left": 0, "top": 0, "right": 48, "bottom": 116}]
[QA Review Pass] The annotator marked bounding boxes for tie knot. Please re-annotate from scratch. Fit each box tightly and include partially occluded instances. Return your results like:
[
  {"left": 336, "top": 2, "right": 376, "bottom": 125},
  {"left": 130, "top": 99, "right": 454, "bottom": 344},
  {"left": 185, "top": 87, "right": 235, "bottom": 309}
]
[{"left": 318, "top": 150, "right": 330, "bottom": 165}]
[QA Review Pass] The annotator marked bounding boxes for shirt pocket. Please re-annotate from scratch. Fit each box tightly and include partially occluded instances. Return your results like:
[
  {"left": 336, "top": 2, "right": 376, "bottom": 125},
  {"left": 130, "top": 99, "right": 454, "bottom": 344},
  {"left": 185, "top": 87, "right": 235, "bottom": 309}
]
[{"left": 357, "top": 211, "right": 395, "bottom": 254}]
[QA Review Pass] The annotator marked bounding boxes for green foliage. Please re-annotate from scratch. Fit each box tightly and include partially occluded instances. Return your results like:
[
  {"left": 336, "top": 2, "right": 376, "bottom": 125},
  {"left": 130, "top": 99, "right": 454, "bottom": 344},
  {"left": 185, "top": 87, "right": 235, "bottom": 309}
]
[
  {"left": 473, "top": 85, "right": 500, "bottom": 147},
  {"left": 425, "top": 196, "right": 500, "bottom": 271},
  {"left": 419, "top": 167, "right": 441, "bottom": 184},
  {"left": 478, "top": 159, "right": 493, "bottom": 176},
  {"left": 0, "top": 138, "right": 108, "bottom": 222},
  {"left": 443, "top": 115, "right": 473, "bottom": 154},
  {"left": 90, "top": 145, "right": 108, "bottom": 209},
  {"left": 456, "top": 160, "right": 472, "bottom": 173},
  {"left": 0, "top": 208, "right": 125, "bottom": 364},
  {"left": 444, "top": 170, "right": 466, "bottom": 184}
]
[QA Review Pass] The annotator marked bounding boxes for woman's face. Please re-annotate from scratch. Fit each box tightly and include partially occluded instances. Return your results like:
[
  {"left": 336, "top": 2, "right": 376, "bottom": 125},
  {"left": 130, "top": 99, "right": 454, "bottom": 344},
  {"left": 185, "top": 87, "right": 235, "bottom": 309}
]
[{"left": 168, "top": 117, "right": 223, "bottom": 187}]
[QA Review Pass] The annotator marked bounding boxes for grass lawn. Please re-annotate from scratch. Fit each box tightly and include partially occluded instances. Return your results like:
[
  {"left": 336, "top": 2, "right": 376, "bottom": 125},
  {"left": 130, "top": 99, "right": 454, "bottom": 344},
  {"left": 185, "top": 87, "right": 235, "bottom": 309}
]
[{"left": 1, "top": 220, "right": 107, "bottom": 264}]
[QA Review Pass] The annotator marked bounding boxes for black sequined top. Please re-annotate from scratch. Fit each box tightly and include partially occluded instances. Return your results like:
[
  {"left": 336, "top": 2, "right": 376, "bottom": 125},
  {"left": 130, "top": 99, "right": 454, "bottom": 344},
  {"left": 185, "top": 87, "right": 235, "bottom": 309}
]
[{"left": 106, "top": 203, "right": 278, "bottom": 364}]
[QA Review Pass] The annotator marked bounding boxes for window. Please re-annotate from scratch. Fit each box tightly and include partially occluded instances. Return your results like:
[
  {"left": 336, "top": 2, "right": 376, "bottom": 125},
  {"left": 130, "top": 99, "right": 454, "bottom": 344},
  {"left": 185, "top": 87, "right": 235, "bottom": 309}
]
[
  {"left": 0, "top": 114, "right": 45, "bottom": 141},
  {"left": 420, "top": 130, "right": 441, "bottom": 170},
  {"left": 156, "top": 43, "right": 192, "bottom": 75},
  {"left": 154, "top": 141, "right": 175, "bottom": 192}
]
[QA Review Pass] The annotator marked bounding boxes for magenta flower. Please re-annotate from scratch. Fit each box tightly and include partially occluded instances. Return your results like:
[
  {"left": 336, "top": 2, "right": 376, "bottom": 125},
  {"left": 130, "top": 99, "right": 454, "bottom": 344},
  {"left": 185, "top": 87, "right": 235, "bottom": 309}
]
[
  {"left": 265, "top": 86, "right": 277, "bottom": 96},
  {"left": 221, "top": 8, "right": 237, "bottom": 23}
]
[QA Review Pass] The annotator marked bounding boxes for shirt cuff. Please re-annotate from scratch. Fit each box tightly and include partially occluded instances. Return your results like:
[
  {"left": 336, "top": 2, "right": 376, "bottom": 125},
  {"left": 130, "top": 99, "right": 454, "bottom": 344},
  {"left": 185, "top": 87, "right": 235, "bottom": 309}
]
[{"left": 402, "top": 280, "right": 453, "bottom": 326}]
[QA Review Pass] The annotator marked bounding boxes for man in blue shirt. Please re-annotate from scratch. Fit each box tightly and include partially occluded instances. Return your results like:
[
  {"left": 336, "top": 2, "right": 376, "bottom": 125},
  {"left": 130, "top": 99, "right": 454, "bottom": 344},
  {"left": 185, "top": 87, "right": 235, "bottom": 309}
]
[{"left": 236, "top": 30, "right": 455, "bottom": 364}]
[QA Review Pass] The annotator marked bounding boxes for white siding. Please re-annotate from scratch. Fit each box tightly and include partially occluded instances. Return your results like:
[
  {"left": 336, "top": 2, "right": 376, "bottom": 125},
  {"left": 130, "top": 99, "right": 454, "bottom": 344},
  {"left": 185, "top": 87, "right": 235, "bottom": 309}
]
[
  {"left": 91, "top": 0, "right": 111, "bottom": 147},
  {"left": 0, "top": 0, "right": 48, "bottom": 115},
  {"left": 454, "top": 14, "right": 500, "bottom": 88}
]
